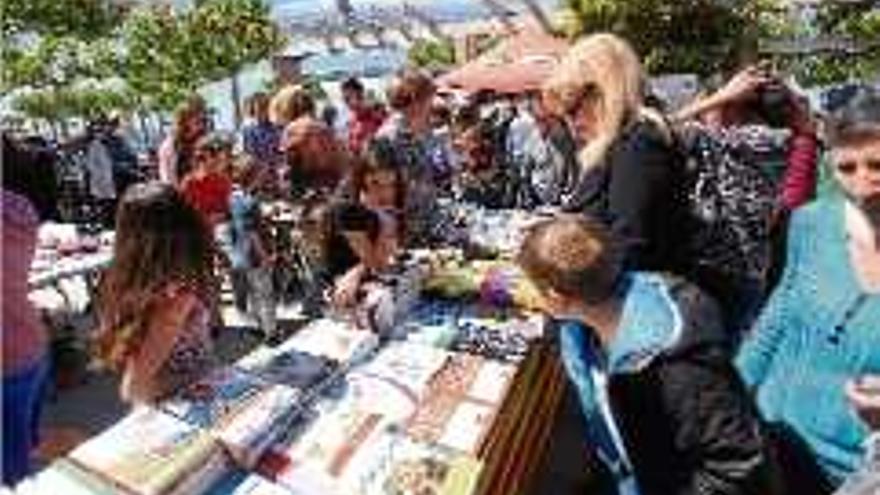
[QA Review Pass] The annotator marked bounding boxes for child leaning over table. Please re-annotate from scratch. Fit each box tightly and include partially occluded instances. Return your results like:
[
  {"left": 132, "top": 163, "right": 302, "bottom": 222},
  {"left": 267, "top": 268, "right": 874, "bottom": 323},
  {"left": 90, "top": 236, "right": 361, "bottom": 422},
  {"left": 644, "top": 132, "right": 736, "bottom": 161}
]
[
  {"left": 226, "top": 158, "right": 278, "bottom": 341},
  {"left": 95, "top": 182, "right": 218, "bottom": 405}
]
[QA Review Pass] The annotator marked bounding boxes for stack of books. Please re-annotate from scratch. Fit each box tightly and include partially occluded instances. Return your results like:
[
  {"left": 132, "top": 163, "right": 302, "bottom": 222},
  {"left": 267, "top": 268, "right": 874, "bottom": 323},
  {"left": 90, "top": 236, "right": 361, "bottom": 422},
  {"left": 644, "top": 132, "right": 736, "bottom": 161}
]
[{"left": 65, "top": 408, "right": 229, "bottom": 495}]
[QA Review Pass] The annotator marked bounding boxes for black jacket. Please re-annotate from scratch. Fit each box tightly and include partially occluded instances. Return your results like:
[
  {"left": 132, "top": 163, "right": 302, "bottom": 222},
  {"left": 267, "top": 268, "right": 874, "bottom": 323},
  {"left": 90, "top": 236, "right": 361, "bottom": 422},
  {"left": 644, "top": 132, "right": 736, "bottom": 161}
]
[
  {"left": 564, "top": 120, "right": 689, "bottom": 274},
  {"left": 562, "top": 275, "right": 781, "bottom": 495}
]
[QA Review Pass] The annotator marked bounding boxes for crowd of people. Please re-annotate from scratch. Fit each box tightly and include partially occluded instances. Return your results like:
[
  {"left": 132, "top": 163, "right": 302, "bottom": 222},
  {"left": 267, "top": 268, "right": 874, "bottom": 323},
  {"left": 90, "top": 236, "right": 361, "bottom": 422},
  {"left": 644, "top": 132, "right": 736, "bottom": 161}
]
[{"left": 3, "top": 31, "right": 879, "bottom": 495}]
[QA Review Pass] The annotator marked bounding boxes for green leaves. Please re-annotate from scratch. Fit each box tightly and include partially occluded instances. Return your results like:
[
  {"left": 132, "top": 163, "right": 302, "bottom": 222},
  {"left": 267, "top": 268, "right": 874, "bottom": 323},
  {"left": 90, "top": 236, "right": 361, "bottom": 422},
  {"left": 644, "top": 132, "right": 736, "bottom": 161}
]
[
  {"left": 562, "top": 0, "right": 879, "bottom": 85},
  {"left": 11, "top": 84, "right": 137, "bottom": 123},
  {"left": 408, "top": 38, "right": 456, "bottom": 70},
  {"left": 119, "top": 0, "right": 284, "bottom": 111},
  {"left": 4, "top": 0, "right": 285, "bottom": 122},
  {"left": 1, "top": 0, "right": 124, "bottom": 40},
  {"left": 563, "top": 0, "right": 751, "bottom": 77},
  {"left": 758, "top": 1, "right": 879, "bottom": 85}
]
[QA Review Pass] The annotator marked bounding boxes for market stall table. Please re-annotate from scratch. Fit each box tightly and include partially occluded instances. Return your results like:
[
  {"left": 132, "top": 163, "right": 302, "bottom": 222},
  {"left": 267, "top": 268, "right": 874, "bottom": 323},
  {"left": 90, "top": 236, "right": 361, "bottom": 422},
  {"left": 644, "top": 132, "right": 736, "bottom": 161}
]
[
  {"left": 17, "top": 203, "right": 572, "bottom": 494},
  {"left": 17, "top": 275, "right": 564, "bottom": 495}
]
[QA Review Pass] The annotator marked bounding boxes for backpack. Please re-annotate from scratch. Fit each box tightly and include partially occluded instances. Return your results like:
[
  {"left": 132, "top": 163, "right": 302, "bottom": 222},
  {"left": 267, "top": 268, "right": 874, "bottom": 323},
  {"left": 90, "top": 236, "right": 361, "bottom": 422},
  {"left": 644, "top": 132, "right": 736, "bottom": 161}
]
[{"left": 671, "top": 121, "right": 778, "bottom": 299}]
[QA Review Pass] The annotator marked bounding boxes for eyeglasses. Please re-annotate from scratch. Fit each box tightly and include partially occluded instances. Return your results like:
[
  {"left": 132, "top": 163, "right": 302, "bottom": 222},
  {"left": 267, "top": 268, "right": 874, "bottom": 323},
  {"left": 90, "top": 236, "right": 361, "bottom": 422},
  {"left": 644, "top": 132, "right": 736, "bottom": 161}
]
[{"left": 835, "top": 159, "right": 880, "bottom": 175}]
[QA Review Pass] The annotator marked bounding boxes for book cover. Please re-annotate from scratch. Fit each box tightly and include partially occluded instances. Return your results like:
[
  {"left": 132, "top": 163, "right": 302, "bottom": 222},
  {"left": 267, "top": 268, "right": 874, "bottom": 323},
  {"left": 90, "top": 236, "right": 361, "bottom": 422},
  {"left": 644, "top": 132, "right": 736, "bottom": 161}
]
[
  {"left": 281, "top": 319, "right": 378, "bottom": 365},
  {"left": 357, "top": 343, "right": 450, "bottom": 401},
  {"left": 339, "top": 372, "right": 419, "bottom": 422},
  {"left": 215, "top": 384, "right": 303, "bottom": 469},
  {"left": 359, "top": 433, "right": 483, "bottom": 495},
  {"left": 12, "top": 459, "right": 117, "bottom": 495},
  {"left": 266, "top": 401, "right": 392, "bottom": 495},
  {"left": 159, "top": 367, "right": 267, "bottom": 429},
  {"left": 405, "top": 354, "right": 516, "bottom": 455},
  {"left": 238, "top": 349, "right": 337, "bottom": 393},
  {"left": 67, "top": 408, "right": 227, "bottom": 495},
  {"left": 203, "top": 470, "right": 294, "bottom": 495}
]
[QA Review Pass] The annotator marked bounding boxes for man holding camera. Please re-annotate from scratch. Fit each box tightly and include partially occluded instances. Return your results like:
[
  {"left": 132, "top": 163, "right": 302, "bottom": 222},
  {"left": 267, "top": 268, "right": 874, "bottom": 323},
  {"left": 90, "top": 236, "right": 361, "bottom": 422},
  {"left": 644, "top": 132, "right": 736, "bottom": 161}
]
[{"left": 676, "top": 64, "right": 820, "bottom": 214}]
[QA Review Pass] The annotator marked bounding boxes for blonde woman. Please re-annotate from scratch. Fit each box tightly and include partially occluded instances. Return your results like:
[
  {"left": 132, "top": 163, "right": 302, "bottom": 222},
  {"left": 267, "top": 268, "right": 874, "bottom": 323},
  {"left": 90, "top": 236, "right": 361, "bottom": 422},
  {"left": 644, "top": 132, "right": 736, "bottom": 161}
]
[{"left": 543, "top": 33, "right": 688, "bottom": 276}]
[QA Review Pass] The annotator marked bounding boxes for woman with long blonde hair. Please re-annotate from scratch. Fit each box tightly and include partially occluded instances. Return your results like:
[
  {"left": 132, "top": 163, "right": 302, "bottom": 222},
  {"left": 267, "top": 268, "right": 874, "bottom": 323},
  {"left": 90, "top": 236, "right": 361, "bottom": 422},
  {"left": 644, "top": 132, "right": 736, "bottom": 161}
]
[{"left": 542, "top": 33, "right": 688, "bottom": 275}]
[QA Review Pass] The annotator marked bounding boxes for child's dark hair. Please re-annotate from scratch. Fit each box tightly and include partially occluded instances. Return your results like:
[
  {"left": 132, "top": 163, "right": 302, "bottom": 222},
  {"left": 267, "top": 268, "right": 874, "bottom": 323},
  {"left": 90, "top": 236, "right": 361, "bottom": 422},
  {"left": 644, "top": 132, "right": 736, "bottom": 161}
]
[
  {"left": 350, "top": 137, "right": 406, "bottom": 209},
  {"left": 332, "top": 202, "right": 382, "bottom": 242},
  {"left": 341, "top": 77, "right": 365, "bottom": 95},
  {"left": 195, "top": 131, "right": 233, "bottom": 155},
  {"left": 2, "top": 133, "right": 60, "bottom": 221},
  {"left": 95, "top": 182, "right": 217, "bottom": 371}
]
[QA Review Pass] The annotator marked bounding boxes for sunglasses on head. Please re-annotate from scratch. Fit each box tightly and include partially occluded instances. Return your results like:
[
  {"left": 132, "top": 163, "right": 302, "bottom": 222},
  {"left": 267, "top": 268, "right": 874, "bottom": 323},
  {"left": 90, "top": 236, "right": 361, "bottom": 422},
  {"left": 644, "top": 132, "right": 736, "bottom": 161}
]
[
  {"left": 562, "top": 84, "right": 600, "bottom": 119},
  {"left": 836, "top": 159, "right": 880, "bottom": 175}
]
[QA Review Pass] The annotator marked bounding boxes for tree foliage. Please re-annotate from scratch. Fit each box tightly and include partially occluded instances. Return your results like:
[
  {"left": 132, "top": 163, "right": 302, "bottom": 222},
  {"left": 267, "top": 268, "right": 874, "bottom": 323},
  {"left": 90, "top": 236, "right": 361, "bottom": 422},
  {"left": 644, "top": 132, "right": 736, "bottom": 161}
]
[
  {"left": 3, "top": 0, "right": 284, "bottom": 124},
  {"left": 408, "top": 38, "right": 456, "bottom": 71},
  {"left": 1, "top": 0, "right": 124, "bottom": 39},
  {"left": 122, "top": 0, "right": 284, "bottom": 111},
  {"left": 561, "top": 0, "right": 754, "bottom": 78},
  {"left": 561, "top": 0, "right": 879, "bottom": 85},
  {"left": 770, "top": 2, "right": 880, "bottom": 85},
  {"left": 11, "top": 85, "right": 137, "bottom": 123}
]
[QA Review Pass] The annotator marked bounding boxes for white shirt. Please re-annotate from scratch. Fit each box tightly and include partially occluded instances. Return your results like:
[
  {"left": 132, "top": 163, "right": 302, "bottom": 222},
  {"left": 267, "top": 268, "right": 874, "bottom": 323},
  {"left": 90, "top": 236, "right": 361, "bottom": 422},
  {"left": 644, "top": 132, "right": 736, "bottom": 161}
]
[{"left": 86, "top": 139, "right": 116, "bottom": 199}]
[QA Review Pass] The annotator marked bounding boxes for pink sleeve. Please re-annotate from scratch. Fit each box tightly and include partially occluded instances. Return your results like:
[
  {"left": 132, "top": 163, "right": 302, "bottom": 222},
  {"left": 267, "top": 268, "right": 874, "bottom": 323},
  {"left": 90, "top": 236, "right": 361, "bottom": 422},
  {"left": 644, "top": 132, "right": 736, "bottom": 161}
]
[{"left": 780, "top": 132, "right": 818, "bottom": 211}]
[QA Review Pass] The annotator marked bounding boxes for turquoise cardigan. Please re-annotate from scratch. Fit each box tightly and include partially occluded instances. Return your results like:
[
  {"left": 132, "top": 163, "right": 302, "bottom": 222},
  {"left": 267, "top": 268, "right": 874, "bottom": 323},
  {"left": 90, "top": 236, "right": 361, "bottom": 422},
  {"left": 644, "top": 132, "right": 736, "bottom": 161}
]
[{"left": 736, "top": 196, "right": 880, "bottom": 484}]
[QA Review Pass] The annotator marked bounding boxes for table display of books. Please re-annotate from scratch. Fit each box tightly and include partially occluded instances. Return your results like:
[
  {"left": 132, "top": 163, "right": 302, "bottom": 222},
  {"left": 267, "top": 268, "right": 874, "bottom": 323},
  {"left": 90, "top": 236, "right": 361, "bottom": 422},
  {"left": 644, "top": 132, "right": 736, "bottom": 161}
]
[{"left": 15, "top": 252, "right": 564, "bottom": 495}]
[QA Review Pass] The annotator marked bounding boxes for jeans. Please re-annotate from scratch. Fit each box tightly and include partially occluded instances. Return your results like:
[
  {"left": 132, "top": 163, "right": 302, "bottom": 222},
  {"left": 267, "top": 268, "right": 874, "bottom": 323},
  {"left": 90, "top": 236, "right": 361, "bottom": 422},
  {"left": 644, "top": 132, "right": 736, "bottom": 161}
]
[{"left": 2, "top": 355, "right": 50, "bottom": 486}]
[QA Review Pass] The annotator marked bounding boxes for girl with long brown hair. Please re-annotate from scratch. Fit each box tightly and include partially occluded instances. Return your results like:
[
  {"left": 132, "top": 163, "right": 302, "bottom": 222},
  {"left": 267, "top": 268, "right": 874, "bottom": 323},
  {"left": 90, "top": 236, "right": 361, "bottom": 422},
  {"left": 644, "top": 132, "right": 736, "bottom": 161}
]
[
  {"left": 158, "top": 95, "right": 209, "bottom": 185},
  {"left": 95, "top": 182, "right": 218, "bottom": 404}
]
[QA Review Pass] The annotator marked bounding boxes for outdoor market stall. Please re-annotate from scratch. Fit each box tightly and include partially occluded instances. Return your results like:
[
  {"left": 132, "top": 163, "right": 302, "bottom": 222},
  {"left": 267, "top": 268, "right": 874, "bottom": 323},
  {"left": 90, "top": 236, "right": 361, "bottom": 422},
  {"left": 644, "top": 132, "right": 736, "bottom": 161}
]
[{"left": 15, "top": 207, "right": 566, "bottom": 495}]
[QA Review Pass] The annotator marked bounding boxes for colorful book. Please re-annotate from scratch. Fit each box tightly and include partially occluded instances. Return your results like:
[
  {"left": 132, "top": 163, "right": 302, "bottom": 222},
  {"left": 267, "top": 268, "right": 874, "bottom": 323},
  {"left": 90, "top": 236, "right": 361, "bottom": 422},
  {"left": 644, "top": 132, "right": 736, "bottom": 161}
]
[
  {"left": 357, "top": 343, "right": 450, "bottom": 401},
  {"left": 158, "top": 367, "right": 267, "bottom": 429},
  {"left": 359, "top": 433, "right": 483, "bottom": 495},
  {"left": 406, "top": 354, "right": 516, "bottom": 455},
  {"left": 278, "top": 319, "right": 378, "bottom": 365},
  {"left": 237, "top": 349, "right": 338, "bottom": 393},
  {"left": 339, "top": 372, "right": 420, "bottom": 422},
  {"left": 203, "top": 470, "right": 294, "bottom": 495},
  {"left": 451, "top": 313, "right": 543, "bottom": 363},
  {"left": 67, "top": 408, "right": 229, "bottom": 495},
  {"left": 263, "top": 401, "right": 394, "bottom": 495},
  {"left": 214, "top": 384, "right": 303, "bottom": 469}
]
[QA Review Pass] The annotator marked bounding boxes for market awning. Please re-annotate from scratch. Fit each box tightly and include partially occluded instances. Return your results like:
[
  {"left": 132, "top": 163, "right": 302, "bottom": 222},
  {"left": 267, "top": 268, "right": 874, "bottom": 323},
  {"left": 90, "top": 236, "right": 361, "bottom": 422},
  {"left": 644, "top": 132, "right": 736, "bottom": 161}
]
[{"left": 437, "top": 26, "right": 570, "bottom": 94}]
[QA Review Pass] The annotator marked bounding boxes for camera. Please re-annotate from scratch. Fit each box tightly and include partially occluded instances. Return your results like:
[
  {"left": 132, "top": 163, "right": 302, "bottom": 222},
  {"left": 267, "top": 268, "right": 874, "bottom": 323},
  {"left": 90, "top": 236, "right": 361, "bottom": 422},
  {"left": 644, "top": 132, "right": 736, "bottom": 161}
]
[{"left": 755, "top": 80, "right": 793, "bottom": 128}]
